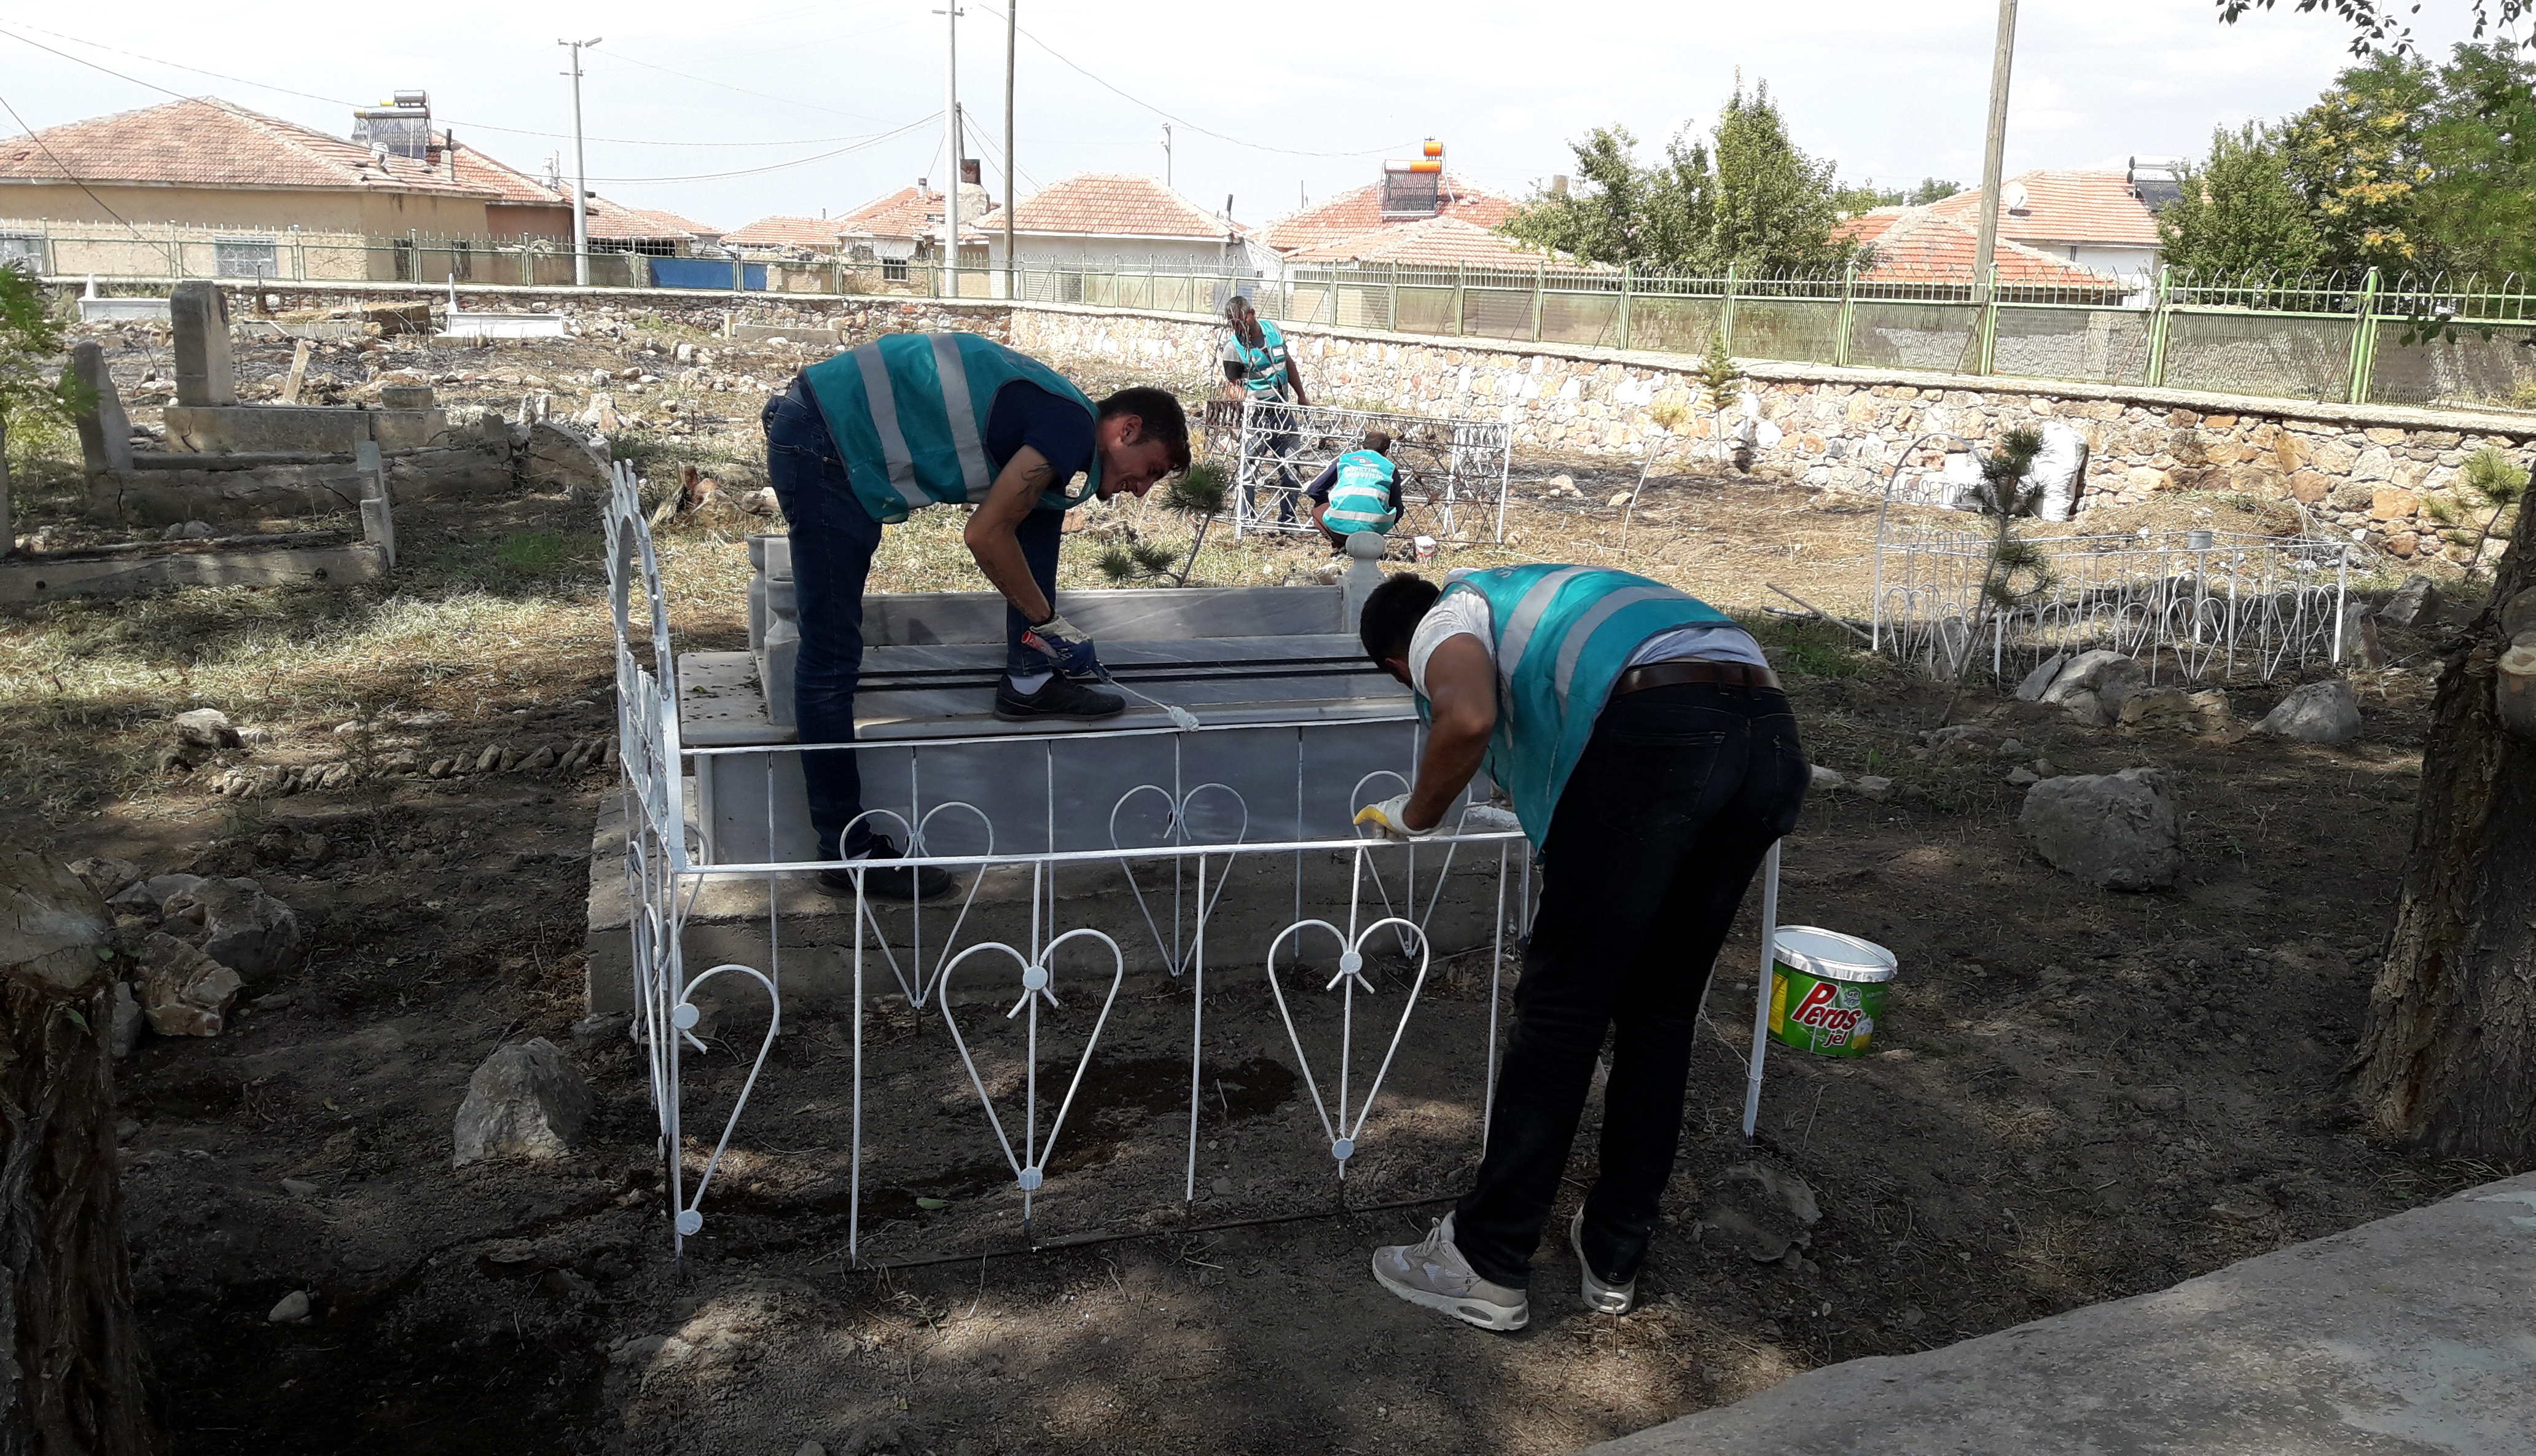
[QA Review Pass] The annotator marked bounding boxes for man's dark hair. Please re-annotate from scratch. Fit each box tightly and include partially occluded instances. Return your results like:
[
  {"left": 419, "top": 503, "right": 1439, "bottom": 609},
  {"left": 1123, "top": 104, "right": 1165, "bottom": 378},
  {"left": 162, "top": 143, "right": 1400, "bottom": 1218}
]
[
  {"left": 1096, "top": 386, "right": 1194, "bottom": 470},
  {"left": 1360, "top": 573, "right": 1441, "bottom": 667},
  {"left": 1361, "top": 429, "right": 1393, "bottom": 453},
  {"left": 1224, "top": 296, "right": 1253, "bottom": 321}
]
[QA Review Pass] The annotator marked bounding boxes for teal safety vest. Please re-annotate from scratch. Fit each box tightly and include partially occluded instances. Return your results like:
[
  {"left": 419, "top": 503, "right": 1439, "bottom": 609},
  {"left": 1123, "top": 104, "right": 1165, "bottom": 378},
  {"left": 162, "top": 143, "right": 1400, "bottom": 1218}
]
[
  {"left": 800, "top": 333, "right": 1105, "bottom": 525},
  {"left": 1430, "top": 565, "right": 1736, "bottom": 847},
  {"left": 1232, "top": 319, "right": 1291, "bottom": 399},
  {"left": 1323, "top": 450, "right": 1397, "bottom": 535}
]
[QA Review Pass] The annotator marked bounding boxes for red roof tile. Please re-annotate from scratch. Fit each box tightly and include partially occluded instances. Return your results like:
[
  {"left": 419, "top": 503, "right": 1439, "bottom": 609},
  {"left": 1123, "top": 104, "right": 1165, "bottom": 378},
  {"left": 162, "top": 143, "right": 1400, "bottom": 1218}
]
[
  {"left": 1262, "top": 174, "right": 1517, "bottom": 254},
  {"left": 1929, "top": 170, "right": 2160, "bottom": 248},
  {"left": 441, "top": 136, "right": 563, "bottom": 206},
  {"left": 0, "top": 96, "right": 493, "bottom": 198},
  {"left": 839, "top": 184, "right": 945, "bottom": 240},
  {"left": 726, "top": 214, "right": 857, "bottom": 249},
  {"left": 1836, "top": 207, "right": 2132, "bottom": 292},
  {"left": 583, "top": 197, "right": 721, "bottom": 241},
  {"left": 1286, "top": 214, "right": 1576, "bottom": 268},
  {"left": 973, "top": 173, "right": 1242, "bottom": 241}
]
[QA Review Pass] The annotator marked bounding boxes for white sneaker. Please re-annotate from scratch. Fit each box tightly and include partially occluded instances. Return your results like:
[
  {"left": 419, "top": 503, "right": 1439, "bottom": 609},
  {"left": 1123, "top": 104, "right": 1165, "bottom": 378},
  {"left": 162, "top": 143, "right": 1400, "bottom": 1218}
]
[
  {"left": 1570, "top": 1208, "right": 1637, "bottom": 1315},
  {"left": 1371, "top": 1212, "right": 1529, "bottom": 1331}
]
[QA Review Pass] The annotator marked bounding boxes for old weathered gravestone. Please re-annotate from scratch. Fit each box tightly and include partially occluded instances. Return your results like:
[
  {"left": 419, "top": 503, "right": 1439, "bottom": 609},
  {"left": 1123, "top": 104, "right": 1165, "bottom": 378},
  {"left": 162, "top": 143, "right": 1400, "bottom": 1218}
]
[
  {"left": 169, "top": 280, "right": 236, "bottom": 407},
  {"left": 67, "top": 340, "right": 134, "bottom": 475}
]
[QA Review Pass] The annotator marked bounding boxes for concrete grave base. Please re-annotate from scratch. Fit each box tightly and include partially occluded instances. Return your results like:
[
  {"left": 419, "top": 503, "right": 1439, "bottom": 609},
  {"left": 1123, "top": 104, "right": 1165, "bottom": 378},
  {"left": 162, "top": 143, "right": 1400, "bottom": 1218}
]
[{"left": 1586, "top": 1172, "right": 2536, "bottom": 1456}]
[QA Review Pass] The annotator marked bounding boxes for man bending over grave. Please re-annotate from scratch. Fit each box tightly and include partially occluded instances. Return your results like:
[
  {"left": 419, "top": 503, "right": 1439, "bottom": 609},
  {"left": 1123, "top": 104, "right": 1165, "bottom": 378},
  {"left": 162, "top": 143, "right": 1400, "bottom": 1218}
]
[
  {"left": 1304, "top": 429, "right": 1404, "bottom": 552},
  {"left": 763, "top": 333, "right": 1191, "bottom": 901},
  {"left": 1351, "top": 566, "right": 1809, "bottom": 1330}
]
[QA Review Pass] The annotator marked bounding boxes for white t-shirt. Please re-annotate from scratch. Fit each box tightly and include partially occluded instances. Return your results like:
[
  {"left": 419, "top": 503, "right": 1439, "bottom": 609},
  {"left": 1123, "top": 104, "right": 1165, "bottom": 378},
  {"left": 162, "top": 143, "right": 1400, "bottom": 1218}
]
[{"left": 1406, "top": 573, "right": 1767, "bottom": 699}]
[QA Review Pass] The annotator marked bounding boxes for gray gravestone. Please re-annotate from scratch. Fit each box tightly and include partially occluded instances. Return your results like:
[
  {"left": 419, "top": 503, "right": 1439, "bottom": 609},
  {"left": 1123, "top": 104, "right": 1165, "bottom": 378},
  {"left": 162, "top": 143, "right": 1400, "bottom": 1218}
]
[
  {"left": 170, "top": 281, "right": 237, "bottom": 408},
  {"left": 68, "top": 341, "right": 133, "bottom": 475}
]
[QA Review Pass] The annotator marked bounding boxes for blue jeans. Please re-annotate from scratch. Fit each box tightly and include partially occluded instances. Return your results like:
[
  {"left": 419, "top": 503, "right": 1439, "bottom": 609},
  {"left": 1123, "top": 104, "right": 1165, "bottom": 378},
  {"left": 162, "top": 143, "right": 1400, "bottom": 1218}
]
[
  {"left": 1452, "top": 682, "right": 1809, "bottom": 1289},
  {"left": 762, "top": 377, "right": 1065, "bottom": 859}
]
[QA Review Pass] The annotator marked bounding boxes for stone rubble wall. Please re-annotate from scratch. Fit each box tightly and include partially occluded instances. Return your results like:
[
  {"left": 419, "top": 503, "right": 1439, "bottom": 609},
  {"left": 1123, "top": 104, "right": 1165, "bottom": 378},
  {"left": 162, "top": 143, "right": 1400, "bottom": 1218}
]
[{"left": 84, "top": 282, "right": 2534, "bottom": 566}]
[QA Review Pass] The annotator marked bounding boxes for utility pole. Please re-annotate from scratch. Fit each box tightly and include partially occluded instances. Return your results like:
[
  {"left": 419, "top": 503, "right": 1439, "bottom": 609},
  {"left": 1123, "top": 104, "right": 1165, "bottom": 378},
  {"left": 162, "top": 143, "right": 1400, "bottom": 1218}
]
[
  {"left": 558, "top": 37, "right": 601, "bottom": 288},
  {"left": 1004, "top": 0, "right": 1017, "bottom": 300},
  {"left": 1160, "top": 123, "right": 1173, "bottom": 190},
  {"left": 1971, "top": 0, "right": 2017, "bottom": 305},
  {"left": 941, "top": 2, "right": 963, "bottom": 294}
]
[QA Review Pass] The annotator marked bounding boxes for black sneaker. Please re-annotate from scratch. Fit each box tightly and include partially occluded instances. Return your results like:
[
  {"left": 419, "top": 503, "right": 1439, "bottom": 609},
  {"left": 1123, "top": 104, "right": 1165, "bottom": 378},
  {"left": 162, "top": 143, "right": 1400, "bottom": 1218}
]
[
  {"left": 815, "top": 833, "right": 961, "bottom": 902},
  {"left": 993, "top": 674, "right": 1126, "bottom": 721}
]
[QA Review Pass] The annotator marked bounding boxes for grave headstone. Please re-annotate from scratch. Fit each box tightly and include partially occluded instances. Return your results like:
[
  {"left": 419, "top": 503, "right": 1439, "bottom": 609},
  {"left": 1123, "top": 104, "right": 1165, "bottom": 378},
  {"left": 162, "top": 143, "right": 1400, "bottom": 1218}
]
[
  {"left": 66, "top": 341, "right": 133, "bottom": 476},
  {"left": 169, "top": 281, "right": 236, "bottom": 407}
]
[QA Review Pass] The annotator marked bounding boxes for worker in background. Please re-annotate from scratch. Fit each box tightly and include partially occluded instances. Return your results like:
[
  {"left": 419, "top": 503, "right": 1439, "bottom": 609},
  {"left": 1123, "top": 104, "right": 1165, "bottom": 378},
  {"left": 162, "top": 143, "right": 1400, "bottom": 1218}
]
[
  {"left": 1305, "top": 430, "right": 1404, "bottom": 552},
  {"left": 764, "top": 333, "right": 1191, "bottom": 901},
  {"left": 1352, "top": 565, "right": 1807, "bottom": 1331},
  {"left": 1220, "top": 295, "right": 1309, "bottom": 525}
]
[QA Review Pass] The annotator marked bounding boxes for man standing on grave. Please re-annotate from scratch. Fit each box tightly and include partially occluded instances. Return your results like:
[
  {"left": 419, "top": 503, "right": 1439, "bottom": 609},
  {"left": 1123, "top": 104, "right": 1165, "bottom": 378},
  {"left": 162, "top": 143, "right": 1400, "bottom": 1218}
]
[
  {"left": 1220, "top": 295, "right": 1309, "bottom": 523},
  {"left": 1351, "top": 566, "right": 1807, "bottom": 1330},
  {"left": 764, "top": 332, "right": 1191, "bottom": 901}
]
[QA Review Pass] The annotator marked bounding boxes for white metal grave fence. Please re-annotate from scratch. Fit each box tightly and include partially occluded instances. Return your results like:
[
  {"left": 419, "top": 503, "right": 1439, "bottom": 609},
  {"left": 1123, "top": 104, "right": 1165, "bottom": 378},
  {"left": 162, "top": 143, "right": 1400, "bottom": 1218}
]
[
  {"left": 1871, "top": 519, "right": 2354, "bottom": 682},
  {"left": 1221, "top": 397, "right": 1513, "bottom": 546},
  {"left": 604, "top": 466, "right": 1553, "bottom": 1264}
]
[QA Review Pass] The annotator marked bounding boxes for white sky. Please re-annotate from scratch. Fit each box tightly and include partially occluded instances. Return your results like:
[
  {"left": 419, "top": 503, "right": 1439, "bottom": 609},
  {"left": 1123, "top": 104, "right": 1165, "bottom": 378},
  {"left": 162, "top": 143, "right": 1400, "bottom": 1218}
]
[{"left": 0, "top": 1, "right": 2502, "bottom": 233}]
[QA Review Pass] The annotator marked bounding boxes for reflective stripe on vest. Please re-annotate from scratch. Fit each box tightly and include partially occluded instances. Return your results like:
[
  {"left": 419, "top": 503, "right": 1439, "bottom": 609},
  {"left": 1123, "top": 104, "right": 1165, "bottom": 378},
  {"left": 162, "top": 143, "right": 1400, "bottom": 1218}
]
[
  {"left": 1323, "top": 450, "right": 1396, "bottom": 533},
  {"left": 799, "top": 334, "right": 1104, "bottom": 524},
  {"left": 1235, "top": 319, "right": 1290, "bottom": 396},
  {"left": 1433, "top": 565, "right": 1737, "bottom": 847}
]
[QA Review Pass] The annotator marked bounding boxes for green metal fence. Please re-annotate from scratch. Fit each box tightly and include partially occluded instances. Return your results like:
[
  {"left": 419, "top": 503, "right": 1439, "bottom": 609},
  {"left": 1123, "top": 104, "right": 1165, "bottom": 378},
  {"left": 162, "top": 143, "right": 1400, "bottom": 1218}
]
[{"left": 19, "top": 216, "right": 2534, "bottom": 412}]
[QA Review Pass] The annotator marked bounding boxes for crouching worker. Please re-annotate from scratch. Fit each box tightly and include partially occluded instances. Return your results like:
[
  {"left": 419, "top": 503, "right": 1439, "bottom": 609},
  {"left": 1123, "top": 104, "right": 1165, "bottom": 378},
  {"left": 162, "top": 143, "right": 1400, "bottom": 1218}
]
[
  {"left": 1352, "top": 566, "right": 1807, "bottom": 1330},
  {"left": 1307, "top": 430, "right": 1403, "bottom": 552},
  {"left": 763, "top": 333, "right": 1191, "bottom": 901}
]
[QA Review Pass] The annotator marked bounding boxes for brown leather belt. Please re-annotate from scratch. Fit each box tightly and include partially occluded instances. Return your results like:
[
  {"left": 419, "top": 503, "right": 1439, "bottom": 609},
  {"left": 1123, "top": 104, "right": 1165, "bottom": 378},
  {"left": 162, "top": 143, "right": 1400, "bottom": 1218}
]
[{"left": 1613, "top": 658, "right": 1783, "bottom": 696}]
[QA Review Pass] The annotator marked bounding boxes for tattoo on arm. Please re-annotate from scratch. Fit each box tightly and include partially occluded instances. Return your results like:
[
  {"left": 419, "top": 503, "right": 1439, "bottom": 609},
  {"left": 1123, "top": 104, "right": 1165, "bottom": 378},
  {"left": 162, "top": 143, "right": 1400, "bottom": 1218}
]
[{"left": 1019, "top": 460, "right": 1054, "bottom": 490}]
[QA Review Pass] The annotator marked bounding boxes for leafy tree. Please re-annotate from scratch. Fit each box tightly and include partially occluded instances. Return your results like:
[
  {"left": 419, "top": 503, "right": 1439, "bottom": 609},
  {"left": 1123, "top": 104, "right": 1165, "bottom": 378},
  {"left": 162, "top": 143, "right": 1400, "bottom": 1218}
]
[
  {"left": 1907, "top": 178, "right": 1965, "bottom": 205},
  {"left": 1709, "top": 81, "right": 1860, "bottom": 276},
  {"left": 1500, "top": 80, "right": 1866, "bottom": 275},
  {"left": 2410, "top": 42, "right": 2536, "bottom": 278},
  {"left": 2157, "top": 122, "right": 2323, "bottom": 277},
  {"left": 1833, "top": 181, "right": 1906, "bottom": 216},
  {"left": 2, "top": 265, "right": 85, "bottom": 554},
  {"left": 2216, "top": 0, "right": 2533, "bottom": 60},
  {"left": 2281, "top": 52, "right": 2437, "bottom": 275}
]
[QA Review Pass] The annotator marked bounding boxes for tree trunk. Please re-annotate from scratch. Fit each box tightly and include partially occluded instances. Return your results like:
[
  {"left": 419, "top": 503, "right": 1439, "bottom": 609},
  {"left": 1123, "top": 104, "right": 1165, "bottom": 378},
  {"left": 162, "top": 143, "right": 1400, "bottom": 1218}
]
[
  {"left": 1, "top": 849, "right": 151, "bottom": 1456},
  {"left": 2354, "top": 496, "right": 2536, "bottom": 1164}
]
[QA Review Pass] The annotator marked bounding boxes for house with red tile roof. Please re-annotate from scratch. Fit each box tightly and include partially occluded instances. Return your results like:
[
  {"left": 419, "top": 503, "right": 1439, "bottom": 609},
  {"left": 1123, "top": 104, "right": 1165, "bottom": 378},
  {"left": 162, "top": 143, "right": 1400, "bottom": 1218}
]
[
  {"left": 1285, "top": 214, "right": 1578, "bottom": 270},
  {"left": 1262, "top": 171, "right": 1518, "bottom": 257},
  {"left": 1836, "top": 206, "right": 2134, "bottom": 298},
  {"left": 1925, "top": 168, "right": 2164, "bottom": 285},
  {"left": 584, "top": 198, "right": 722, "bottom": 255},
  {"left": 726, "top": 214, "right": 864, "bottom": 255},
  {"left": 973, "top": 173, "right": 1267, "bottom": 274},
  {"left": 0, "top": 96, "right": 497, "bottom": 237}
]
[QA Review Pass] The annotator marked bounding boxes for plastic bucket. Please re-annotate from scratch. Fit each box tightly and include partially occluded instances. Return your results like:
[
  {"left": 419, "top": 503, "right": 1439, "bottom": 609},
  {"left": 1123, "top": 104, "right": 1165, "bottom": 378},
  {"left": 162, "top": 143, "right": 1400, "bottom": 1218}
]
[{"left": 1767, "top": 927, "right": 1898, "bottom": 1057}]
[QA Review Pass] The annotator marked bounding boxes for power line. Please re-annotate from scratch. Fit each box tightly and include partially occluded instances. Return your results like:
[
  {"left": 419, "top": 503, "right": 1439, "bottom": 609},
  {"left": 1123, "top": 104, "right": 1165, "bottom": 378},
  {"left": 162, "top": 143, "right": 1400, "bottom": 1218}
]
[
  {"left": 966, "top": 2, "right": 1414, "bottom": 162},
  {"left": 583, "top": 117, "right": 934, "bottom": 185},
  {"left": 0, "top": 22, "right": 896, "bottom": 147},
  {"left": 0, "top": 84, "right": 143, "bottom": 235},
  {"left": 594, "top": 46, "right": 901, "bottom": 124}
]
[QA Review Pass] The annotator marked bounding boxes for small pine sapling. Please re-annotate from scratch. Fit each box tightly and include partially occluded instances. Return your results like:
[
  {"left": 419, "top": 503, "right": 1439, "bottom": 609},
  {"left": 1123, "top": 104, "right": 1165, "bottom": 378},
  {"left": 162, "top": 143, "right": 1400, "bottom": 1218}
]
[
  {"left": 2458, "top": 447, "right": 2529, "bottom": 577},
  {"left": 1094, "top": 460, "right": 1230, "bottom": 587},
  {"left": 1937, "top": 427, "right": 2053, "bottom": 719},
  {"left": 1691, "top": 334, "right": 1748, "bottom": 471}
]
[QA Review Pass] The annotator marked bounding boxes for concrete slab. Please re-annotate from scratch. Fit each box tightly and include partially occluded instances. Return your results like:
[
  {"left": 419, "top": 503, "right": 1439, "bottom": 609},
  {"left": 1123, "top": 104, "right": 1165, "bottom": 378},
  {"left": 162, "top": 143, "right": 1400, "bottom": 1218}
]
[
  {"left": 1587, "top": 1172, "right": 2536, "bottom": 1456},
  {"left": 89, "top": 440, "right": 514, "bottom": 525},
  {"left": 0, "top": 537, "right": 384, "bottom": 603},
  {"left": 162, "top": 404, "right": 449, "bottom": 456}
]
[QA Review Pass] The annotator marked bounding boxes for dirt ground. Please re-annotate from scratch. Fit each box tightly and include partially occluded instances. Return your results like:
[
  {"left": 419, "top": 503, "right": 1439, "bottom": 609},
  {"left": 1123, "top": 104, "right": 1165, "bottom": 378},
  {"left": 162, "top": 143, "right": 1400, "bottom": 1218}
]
[{"left": 1, "top": 318, "right": 2511, "bottom": 1455}]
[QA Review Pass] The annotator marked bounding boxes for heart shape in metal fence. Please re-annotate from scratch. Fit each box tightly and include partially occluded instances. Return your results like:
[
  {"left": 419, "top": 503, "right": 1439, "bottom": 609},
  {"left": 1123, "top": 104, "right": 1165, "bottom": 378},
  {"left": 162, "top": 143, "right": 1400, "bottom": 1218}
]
[
  {"left": 1263, "top": 910, "right": 1432, "bottom": 1176},
  {"left": 832, "top": 802, "right": 993, "bottom": 1007},
  {"left": 936, "top": 928, "right": 1126, "bottom": 1225},
  {"left": 659, "top": 961, "right": 783, "bottom": 1245},
  {"left": 1108, "top": 781, "right": 1248, "bottom": 977}
]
